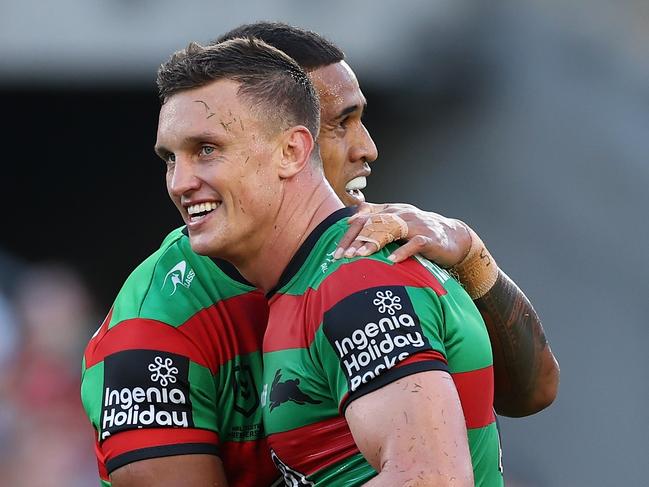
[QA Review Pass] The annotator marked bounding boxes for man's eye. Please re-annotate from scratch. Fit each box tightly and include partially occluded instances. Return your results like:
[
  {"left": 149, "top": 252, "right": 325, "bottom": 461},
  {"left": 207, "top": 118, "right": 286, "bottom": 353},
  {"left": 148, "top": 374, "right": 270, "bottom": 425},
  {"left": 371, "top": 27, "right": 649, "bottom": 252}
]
[
  {"left": 201, "top": 146, "right": 216, "bottom": 156},
  {"left": 166, "top": 153, "right": 176, "bottom": 164}
]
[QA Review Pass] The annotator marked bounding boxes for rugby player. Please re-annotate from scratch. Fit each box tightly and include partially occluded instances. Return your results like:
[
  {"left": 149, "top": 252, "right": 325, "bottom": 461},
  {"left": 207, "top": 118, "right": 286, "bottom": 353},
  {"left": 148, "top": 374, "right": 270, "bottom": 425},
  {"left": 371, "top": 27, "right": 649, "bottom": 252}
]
[{"left": 155, "top": 38, "right": 486, "bottom": 486}]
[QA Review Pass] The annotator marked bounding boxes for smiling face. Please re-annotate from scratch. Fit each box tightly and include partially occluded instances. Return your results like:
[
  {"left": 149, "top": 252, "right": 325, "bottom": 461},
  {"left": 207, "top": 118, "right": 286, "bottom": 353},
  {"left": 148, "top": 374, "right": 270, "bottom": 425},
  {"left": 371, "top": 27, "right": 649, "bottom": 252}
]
[
  {"left": 155, "top": 79, "right": 283, "bottom": 259},
  {"left": 310, "top": 61, "right": 378, "bottom": 207}
]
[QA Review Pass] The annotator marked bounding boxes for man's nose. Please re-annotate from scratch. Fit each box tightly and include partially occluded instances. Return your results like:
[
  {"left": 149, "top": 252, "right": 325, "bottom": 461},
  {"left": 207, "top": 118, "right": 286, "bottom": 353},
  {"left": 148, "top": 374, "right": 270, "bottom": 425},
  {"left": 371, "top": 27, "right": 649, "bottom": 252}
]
[
  {"left": 350, "top": 123, "right": 378, "bottom": 164},
  {"left": 168, "top": 158, "right": 200, "bottom": 197}
]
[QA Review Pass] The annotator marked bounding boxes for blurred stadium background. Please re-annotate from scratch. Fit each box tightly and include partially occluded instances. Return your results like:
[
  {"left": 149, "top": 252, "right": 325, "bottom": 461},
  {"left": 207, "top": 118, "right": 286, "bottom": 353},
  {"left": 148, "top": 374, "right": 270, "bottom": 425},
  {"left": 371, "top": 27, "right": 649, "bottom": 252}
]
[{"left": 1, "top": 1, "right": 648, "bottom": 485}]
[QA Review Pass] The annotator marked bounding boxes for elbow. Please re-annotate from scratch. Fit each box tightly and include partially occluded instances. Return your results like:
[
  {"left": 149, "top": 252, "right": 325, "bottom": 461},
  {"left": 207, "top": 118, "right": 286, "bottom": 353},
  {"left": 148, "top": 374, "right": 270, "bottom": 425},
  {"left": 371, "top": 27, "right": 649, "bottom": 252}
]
[
  {"left": 534, "top": 358, "right": 561, "bottom": 412},
  {"left": 496, "top": 359, "right": 560, "bottom": 417}
]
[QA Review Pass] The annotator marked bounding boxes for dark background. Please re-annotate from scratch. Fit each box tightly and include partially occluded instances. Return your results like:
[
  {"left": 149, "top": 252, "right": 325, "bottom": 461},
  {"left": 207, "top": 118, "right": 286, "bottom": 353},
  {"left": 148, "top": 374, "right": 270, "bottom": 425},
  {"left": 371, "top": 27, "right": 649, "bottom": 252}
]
[{"left": 1, "top": 2, "right": 648, "bottom": 485}]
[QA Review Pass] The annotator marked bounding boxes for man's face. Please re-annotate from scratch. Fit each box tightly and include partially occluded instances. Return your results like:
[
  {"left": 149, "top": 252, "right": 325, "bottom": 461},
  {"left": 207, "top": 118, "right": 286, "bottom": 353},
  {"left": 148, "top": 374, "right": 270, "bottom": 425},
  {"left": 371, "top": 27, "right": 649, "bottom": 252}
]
[
  {"left": 155, "top": 79, "right": 282, "bottom": 258},
  {"left": 310, "top": 61, "right": 378, "bottom": 207}
]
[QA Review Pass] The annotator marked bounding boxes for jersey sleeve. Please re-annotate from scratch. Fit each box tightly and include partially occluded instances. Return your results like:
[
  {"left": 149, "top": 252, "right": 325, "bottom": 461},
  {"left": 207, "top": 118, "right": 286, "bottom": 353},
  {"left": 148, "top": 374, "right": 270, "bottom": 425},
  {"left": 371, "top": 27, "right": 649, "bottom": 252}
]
[
  {"left": 312, "top": 257, "right": 451, "bottom": 412},
  {"left": 81, "top": 310, "right": 221, "bottom": 479}
]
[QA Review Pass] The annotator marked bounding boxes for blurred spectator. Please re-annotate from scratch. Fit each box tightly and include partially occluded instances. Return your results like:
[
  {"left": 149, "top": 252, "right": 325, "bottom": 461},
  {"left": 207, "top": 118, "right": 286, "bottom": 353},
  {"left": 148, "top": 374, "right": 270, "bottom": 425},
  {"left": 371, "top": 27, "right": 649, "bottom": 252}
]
[{"left": 0, "top": 263, "right": 99, "bottom": 487}]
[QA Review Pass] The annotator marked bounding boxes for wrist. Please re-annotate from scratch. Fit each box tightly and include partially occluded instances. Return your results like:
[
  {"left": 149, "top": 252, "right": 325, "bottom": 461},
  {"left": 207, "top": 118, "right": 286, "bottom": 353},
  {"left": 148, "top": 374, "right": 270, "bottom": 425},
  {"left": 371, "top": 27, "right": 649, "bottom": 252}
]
[{"left": 450, "top": 226, "right": 498, "bottom": 299}]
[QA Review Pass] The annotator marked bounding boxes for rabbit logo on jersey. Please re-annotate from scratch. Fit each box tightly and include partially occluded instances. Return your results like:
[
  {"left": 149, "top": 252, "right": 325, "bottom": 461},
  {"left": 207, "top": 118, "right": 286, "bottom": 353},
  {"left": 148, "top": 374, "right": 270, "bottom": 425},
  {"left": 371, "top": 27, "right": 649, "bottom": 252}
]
[
  {"left": 323, "top": 286, "right": 430, "bottom": 393},
  {"left": 100, "top": 350, "right": 193, "bottom": 440}
]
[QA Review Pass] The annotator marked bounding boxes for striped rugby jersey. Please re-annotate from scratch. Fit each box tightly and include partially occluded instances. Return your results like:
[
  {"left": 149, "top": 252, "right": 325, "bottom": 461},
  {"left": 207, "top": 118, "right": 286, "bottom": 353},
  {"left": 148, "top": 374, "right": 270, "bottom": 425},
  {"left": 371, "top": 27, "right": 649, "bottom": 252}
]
[
  {"left": 81, "top": 227, "right": 278, "bottom": 486},
  {"left": 262, "top": 208, "right": 503, "bottom": 486}
]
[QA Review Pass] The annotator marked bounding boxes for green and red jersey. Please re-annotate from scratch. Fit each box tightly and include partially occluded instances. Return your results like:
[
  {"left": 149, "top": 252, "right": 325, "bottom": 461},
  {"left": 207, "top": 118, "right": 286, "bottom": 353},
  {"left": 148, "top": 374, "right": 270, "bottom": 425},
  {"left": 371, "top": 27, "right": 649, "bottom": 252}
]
[
  {"left": 262, "top": 208, "right": 503, "bottom": 486},
  {"left": 81, "top": 227, "right": 278, "bottom": 487}
]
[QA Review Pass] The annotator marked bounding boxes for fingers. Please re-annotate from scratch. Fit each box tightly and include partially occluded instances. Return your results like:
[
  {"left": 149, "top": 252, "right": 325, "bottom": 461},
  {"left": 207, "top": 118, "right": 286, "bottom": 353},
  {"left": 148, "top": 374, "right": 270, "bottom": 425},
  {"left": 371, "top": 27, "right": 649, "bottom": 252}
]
[
  {"left": 335, "top": 214, "right": 409, "bottom": 259},
  {"left": 335, "top": 214, "right": 370, "bottom": 259},
  {"left": 387, "top": 235, "right": 433, "bottom": 263}
]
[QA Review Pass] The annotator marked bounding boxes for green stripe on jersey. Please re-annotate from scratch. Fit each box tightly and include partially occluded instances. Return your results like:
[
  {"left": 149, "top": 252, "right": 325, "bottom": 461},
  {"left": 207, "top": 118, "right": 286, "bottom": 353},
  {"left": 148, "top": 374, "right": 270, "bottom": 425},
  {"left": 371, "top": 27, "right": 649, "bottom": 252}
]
[
  {"left": 187, "top": 361, "right": 218, "bottom": 430},
  {"left": 468, "top": 423, "right": 504, "bottom": 487},
  {"left": 263, "top": 346, "right": 340, "bottom": 435},
  {"left": 108, "top": 227, "right": 254, "bottom": 329},
  {"left": 81, "top": 361, "right": 104, "bottom": 432},
  {"left": 407, "top": 285, "right": 492, "bottom": 373},
  {"left": 310, "top": 452, "right": 376, "bottom": 484}
]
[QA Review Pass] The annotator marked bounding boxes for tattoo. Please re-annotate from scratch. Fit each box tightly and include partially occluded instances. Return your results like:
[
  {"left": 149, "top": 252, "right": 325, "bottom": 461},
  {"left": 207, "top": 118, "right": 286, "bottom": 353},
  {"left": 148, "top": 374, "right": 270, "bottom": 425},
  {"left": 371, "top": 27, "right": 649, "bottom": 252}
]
[
  {"left": 479, "top": 247, "right": 493, "bottom": 267},
  {"left": 474, "top": 270, "right": 548, "bottom": 410}
]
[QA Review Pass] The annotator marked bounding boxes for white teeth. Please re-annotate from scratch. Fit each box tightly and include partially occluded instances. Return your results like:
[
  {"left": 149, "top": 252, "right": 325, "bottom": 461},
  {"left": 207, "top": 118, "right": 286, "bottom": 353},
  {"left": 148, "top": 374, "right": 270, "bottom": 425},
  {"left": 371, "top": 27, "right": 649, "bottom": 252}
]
[
  {"left": 346, "top": 176, "right": 367, "bottom": 191},
  {"left": 187, "top": 202, "right": 220, "bottom": 215}
]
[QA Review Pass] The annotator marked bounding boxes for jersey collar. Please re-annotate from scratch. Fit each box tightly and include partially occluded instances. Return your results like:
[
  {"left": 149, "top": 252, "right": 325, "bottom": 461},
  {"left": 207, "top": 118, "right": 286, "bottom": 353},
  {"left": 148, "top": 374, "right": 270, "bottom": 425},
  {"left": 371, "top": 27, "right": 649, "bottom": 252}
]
[{"left": 266, "top": 206, "right": 357, "bottom": 299}]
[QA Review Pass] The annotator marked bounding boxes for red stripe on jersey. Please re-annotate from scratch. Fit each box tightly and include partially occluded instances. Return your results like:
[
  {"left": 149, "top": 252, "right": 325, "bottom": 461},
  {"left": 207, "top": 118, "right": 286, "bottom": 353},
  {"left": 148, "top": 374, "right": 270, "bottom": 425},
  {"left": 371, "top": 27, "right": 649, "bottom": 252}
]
[
  {"left": 399, "top": 349, "right": 447, "bottom": 366},
  {"left": 452, "top": 366, "right": 495, "bottom": 429},
  {"left": 220, "top": 439, "right": 278, "bottom": 487},
  {"left": 178, "top": 291, "right": 268, "bottom": 371},
  {"left": 268, "top": 416, "right": 357, "bottom": 476},
  {"left": 84, "top": 307, "right": 114, "bottom": 365},
  {"left": 84, "top": 318, "right": 212, "bottom": 370},
  {"left": 266, "top": 258, "right": 446, "bottom": 352},
  {"left": 85, "top": 293, "right": 268, "bottom": 373},
  {"left": 93, "top": 430, "right": 110, "bottom": 481},
  {"left": 102, "top": 427, "right": 219, "bottom": 462}
]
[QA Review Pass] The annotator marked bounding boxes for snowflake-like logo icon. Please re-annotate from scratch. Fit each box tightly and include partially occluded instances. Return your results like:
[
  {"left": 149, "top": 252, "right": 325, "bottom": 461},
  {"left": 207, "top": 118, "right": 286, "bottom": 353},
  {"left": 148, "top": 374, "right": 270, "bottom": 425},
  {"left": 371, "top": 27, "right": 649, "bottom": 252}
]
[
  {"left": 148, "top": 356, "right": 178, "bottom": 387},
  {"left": 373, "top": 290, "right": 402, "bottom": 315}
]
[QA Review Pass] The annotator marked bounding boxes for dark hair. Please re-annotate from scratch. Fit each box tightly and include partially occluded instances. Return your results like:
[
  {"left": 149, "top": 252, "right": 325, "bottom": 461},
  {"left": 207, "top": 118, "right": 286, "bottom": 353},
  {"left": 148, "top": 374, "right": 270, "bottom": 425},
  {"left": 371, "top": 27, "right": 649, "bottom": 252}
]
[
  {"left": 156, "top": 37, "right": 320, "bottom": 138},
  {"left": 214, "top": 21, "right": 344, "bottom": 71}
]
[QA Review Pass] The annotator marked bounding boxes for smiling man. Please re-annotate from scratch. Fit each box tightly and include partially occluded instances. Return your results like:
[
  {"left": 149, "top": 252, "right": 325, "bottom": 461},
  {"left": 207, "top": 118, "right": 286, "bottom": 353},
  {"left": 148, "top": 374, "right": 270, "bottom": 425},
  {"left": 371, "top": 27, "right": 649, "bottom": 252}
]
[{"left": 154, "top": 37, "right": 493, "bottom": 486}]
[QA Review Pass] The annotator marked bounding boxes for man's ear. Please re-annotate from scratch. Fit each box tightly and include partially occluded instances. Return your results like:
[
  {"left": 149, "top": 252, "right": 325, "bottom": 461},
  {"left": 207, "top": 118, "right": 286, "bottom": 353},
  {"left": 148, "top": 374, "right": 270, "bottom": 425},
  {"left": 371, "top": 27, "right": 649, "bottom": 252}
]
[{"left": 278, "top": 126, "right": 315, "bottom": 179}]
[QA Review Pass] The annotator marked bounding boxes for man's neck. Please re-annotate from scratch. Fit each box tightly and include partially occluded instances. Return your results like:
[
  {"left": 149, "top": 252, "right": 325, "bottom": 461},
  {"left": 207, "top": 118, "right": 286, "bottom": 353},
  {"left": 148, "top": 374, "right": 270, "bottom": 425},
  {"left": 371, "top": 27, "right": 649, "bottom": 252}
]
[{"left": 234, "top": 169, "right": 344, "bottom": 293}]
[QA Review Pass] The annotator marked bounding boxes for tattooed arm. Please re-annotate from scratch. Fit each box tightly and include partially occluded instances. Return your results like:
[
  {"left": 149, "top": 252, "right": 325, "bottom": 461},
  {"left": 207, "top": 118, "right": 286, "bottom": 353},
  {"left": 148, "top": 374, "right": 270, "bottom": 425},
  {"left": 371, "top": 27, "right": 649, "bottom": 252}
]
[
  {"left": 336, "top": 202, "right": 560, "bottom": 417},
  {"left": 474, "top": 270, "right": 559, "bottom": 417}
]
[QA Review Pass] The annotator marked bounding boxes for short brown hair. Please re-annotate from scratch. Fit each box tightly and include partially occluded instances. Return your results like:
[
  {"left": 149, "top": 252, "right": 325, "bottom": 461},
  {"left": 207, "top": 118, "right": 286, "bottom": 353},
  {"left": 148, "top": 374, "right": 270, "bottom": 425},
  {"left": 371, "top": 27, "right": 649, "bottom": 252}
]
[{"left": 156, "top": 38, "right": 320, "bottom": 138}]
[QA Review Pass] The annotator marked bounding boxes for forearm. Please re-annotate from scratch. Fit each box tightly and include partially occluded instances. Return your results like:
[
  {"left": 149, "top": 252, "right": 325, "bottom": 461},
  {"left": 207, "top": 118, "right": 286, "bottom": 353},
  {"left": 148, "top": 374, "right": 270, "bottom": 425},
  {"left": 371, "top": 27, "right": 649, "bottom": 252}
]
[{"left": 474, "top": 269, "right": 559, "bottom": 417}]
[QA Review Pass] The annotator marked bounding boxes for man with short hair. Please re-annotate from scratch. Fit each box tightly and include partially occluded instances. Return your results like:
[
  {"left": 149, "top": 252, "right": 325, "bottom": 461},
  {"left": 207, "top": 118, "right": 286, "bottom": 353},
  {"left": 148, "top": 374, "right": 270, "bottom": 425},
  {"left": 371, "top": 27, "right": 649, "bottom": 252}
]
[
  {"left": 155, "top": 37, "right": 483, "bottom": 486},
  {"left": 81, "top": 23, "right": 558, "bottom": 487}
]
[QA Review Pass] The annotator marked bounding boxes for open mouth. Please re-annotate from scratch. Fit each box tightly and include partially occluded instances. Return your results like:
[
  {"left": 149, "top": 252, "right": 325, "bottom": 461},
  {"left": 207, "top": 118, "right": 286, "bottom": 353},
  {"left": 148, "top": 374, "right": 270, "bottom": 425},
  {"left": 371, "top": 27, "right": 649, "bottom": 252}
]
[
  {"left": 187, "top": 201, "right": 221, "bottom": 223},
  {"left": 345, "top": 176, "right": 367, "bottom": 200}
]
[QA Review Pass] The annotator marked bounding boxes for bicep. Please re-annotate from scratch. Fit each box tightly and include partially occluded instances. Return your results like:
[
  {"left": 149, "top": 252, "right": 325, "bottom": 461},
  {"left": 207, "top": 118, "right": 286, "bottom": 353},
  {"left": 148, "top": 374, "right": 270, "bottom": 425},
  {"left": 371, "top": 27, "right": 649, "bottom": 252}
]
[
  {"left": 345, "top": 370, "right": 473, "bottom": 485},
  {"left": 111, "top": 454, "right": 228, "bottom": 487}
]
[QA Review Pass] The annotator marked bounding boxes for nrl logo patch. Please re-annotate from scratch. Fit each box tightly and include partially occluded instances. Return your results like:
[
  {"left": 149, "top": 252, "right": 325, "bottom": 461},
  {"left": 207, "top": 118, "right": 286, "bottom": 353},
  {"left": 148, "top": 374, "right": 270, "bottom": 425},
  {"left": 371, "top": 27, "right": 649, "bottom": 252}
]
[{"left": 233, "top": 363, "right": 260, "bottom": 417}]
